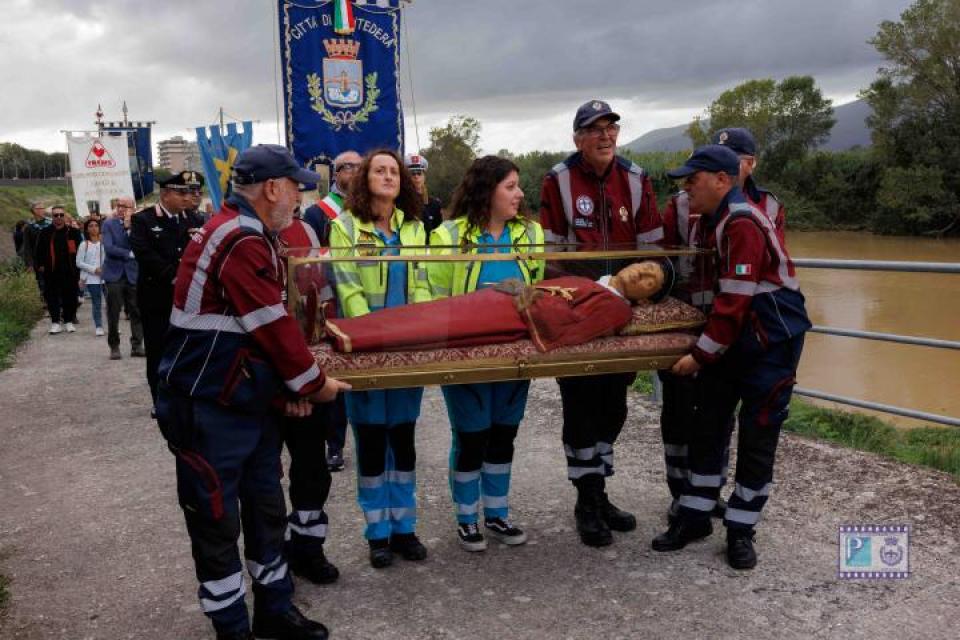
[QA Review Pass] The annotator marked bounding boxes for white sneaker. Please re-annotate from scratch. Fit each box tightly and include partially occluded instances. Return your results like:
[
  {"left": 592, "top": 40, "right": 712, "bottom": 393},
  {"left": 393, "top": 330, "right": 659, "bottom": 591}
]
[
  {"left": 49, "top": 322, "right": 62, "bottom": 334},
  {"left": 65, "top": 323, "right": 76, "bottom": 333},
  {"left": 95, "top": 327, "right": 105, "bottom": 337}
]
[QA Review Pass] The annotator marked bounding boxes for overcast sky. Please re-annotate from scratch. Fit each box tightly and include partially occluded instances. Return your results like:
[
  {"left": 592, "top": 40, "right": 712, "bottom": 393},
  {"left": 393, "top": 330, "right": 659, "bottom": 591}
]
[{"left": 1, "top": 0, "right": 913, "bottom": 156}]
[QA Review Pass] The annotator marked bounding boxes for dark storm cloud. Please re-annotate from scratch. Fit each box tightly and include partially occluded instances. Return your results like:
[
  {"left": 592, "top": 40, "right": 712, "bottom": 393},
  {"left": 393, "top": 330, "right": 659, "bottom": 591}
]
[{"left": 1, "top": 0, "right": 913, "bottom": 150}]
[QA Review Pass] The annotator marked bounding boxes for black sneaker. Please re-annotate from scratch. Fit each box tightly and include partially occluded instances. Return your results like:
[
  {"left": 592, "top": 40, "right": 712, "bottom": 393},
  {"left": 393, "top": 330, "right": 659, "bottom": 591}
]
[
  {"left": 389, "top": 532, "right": 428, "bottom": 561},
  {"left": 727, "top": 529, "right": 758, "bottom": 570},
  {"left": 326, "top": 447, "right": 345, "bottom": 472},
  {"left": 457, "top": 522, "right": 487, "bottom": 552},
  {"left": 252, "top": 604, "right": 328, "bottom": 639},
  {"left": 651, "top": 518, "right": 713, "bottom": 552},
  {"left": 368, "top": 538, "right": 393, "bottom": 569},
  {"left": 484, "top": 517, "right": 527, "bottom": 546}
]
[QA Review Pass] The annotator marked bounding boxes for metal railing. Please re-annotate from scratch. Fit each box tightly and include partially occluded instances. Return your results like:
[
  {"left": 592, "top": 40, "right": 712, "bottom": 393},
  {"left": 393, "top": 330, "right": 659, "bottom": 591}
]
[{"left": 793, "top": 258, "right": 960, "bottom": 428}]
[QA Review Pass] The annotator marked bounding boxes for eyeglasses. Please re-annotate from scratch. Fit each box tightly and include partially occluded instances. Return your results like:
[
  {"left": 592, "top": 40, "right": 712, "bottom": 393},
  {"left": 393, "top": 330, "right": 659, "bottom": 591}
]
[
  {"left": 52, "top": 213, "right": 66, "bottom": 218},
  {"left": 335, "top": 162, "right": 359, "bottom": 173},
  {"left": 579, "top": 123, "right": 621, "bottom": 138}
]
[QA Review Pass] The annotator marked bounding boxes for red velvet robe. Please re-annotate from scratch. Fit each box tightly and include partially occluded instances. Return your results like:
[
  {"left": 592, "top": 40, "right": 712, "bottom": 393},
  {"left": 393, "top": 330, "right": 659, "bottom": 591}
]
[{"left": 325, "top": 276, "right": 633, "bottom": 353}]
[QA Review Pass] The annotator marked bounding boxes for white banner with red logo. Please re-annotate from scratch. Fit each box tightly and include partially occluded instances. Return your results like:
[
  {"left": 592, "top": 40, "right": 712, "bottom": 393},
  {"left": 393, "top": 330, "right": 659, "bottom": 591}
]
[{"left": 66, "top": 132, "right": 135, "bottom": 217}]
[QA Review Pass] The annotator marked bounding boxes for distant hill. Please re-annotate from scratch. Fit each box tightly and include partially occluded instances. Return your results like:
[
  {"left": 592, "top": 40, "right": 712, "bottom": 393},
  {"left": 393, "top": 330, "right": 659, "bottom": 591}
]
[{"left": 624, "top": 99, "right": 873, "bottom": 154}]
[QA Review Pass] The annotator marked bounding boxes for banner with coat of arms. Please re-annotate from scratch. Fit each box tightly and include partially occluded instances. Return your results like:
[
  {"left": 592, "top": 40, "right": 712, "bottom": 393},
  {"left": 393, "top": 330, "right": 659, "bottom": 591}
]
[{"left": 278, "top": 0, "right": 405, "bottom": 174}]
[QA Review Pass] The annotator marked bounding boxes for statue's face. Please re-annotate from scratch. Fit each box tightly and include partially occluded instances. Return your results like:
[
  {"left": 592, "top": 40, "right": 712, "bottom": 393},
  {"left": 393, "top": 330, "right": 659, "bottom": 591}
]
[{"left": 617, "top": 261, "right": 663, "bottom": 301}]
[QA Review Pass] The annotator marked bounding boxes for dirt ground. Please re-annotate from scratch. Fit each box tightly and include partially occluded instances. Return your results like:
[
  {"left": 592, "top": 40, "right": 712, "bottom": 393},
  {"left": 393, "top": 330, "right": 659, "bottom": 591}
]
[{"left": 1, "top": 318, "right": 959, "bottom": 640}]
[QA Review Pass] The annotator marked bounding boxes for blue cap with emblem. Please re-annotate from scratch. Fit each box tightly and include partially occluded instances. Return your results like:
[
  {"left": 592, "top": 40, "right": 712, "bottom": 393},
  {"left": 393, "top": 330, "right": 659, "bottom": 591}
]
[
  {"left": 232, "top": 144, "right": 322, "bottom": 185},
  {"left": 573, "top": 100, "right": 621, "bottom": 131},
  {"left": 667, "top": 144, "right": 741, "bottom": 179},
  {"left": 712, "top": 127, "right": 757, "bottom": 156}
]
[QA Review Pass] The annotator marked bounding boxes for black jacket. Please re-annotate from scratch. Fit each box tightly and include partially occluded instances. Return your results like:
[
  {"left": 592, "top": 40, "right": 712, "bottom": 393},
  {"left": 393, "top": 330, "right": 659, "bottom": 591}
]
[{"left": 130, "top": 204, "right": 204, "bottom": 308}]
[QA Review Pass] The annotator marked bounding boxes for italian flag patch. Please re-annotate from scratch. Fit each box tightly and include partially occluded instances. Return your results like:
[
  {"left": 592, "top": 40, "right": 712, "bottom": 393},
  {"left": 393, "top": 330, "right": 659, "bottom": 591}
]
[{"left": 735, "top": 264, "right": 752, "bottom": 276}]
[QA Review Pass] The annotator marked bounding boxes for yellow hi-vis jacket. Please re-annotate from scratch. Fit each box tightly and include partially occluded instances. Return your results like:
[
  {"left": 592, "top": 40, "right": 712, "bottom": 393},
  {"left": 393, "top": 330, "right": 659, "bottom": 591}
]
[
  {"left": 427, "top": 216, "right": 546, "bottom": 298},
  {"left": 329, "top": 208, "right": 432, "bottom": 318}
]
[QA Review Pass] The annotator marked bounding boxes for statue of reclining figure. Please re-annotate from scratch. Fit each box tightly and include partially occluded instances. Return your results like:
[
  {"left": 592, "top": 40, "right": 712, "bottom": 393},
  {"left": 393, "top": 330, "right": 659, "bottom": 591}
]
[{"left": 325, "top": 262, "right": 666, "bottom": 353}]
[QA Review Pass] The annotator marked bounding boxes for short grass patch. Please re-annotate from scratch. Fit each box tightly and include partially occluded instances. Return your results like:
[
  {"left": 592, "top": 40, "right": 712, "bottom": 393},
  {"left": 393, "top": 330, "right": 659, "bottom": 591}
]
[{"left": 785, "top": 400, "right": 960, "bottom": 478}]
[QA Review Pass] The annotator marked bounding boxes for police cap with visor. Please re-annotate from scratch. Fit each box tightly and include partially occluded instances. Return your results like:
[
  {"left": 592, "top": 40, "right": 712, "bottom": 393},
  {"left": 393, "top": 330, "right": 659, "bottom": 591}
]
[{"left": 159, "top": 170, "right": 204, "bottom": 191}]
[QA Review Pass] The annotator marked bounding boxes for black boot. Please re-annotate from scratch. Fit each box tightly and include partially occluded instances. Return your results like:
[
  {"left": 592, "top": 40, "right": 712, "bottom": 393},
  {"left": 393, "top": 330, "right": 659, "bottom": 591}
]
[
  {"left": 574, "top": 476, "right": 613, "bottom": 547},
  {"left": 599, "top": 484, "right": 637, "bottom": 532},
  {"left": 651, "top": 518, "right": 713, "bottom": 552},
  {"left": 252, "top": 604, "right": 329, "bottom": 639},
  {"left": 368, "top": 538, "right": 393, "bottom": 568},
  {"left": 286, "top": 543, "right": 340, "bottom": 585},
  {"left": 666, "top": 499, "right": 680, "bottom": 526},
  {"left": 727, "top": 528, "right": 757, "bottom": 570},
  {"left": 389, "top": 532, "right": 428, "bottom": 561}
]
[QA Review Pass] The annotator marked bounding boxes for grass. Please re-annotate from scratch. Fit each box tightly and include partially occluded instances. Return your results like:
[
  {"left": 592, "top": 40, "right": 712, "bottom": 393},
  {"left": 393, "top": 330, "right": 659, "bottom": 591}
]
[
  {"left": 0, "top": 261, "right": 44, "bottom": 370},
  {"left": 784, "top": 400, "right": 960, "bottom": 478},
  {"left": 0, "top": 572, "right": 8, "bottom": 610},
  {"left": 631, "top": 371, "right": 656, "bottom": 395},
  {"left": 0, "top": 184, "right": 76, "bottom": 229}
]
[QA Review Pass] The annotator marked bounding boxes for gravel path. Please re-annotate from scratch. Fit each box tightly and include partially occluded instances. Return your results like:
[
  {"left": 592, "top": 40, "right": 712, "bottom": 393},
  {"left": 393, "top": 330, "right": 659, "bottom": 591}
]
[{"left": 1, "top": 318, "right": 959, "bottom": 639}]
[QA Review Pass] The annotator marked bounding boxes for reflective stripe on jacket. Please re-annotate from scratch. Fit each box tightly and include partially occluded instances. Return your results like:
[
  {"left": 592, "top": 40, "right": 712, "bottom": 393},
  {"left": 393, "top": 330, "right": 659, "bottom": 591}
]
[
  {"left": 427, "top": 216, "right": 545, "bottom": 297},
  {"left": 329, "top": 208, "right": 431, "bottom": 318}
]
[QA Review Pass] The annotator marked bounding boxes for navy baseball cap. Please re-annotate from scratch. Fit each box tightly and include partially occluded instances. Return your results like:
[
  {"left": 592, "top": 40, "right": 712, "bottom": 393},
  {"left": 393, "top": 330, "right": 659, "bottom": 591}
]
[
  {"left": 712, "top": 127, "right": 757, "bottom": 156},
  {"left": 573, "top": 100, "right": 620, "bottom": 131},
  {"left": 233, "top": 144, "right": 322, "bottom": 185},
  {"left": 667, "top": 145, "right": 741, "bottom": 179}
]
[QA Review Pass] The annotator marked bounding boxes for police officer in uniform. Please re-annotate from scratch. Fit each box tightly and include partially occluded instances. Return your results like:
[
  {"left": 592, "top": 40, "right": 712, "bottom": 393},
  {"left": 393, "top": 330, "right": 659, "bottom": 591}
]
[
  {"left": 652, "top": 145, "right": 810, "bottom": 570},
  {"left": 539, "top": 100, "right": 666, "bottom": 547},
  {"left": 130, "top": 171, "right": 206, "bottom": 410},
  {"left": 157, "top": 145, "right": 350, "bottom": 639},
  {"left": 404, "top": 153, "right": 443, "bottom": 240}
]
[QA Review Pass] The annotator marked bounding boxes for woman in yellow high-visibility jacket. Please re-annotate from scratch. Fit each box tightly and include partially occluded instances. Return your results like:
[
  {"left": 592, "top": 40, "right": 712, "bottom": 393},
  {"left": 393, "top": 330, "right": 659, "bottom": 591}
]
[
  {"left": 329, "top": 149, "right": 432, "bottom": 569},
  {"left": 428, "top": 155, "right": 545, "bottom": 552}
]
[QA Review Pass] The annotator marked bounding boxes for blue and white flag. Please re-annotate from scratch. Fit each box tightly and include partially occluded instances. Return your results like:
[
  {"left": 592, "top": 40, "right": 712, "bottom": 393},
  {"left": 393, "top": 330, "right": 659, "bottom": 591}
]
[
  {"left": 278, "top": 0, "right": 404, "bottom": 173},
  {"left": 196, "top": 121, "right": 254, "bottom": 212}
]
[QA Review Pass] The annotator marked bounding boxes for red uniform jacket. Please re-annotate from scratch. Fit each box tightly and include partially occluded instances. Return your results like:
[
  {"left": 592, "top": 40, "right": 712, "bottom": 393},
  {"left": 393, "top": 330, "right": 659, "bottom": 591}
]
[{"left": 539, "top": 153, "right": 663, "bottom": 248}]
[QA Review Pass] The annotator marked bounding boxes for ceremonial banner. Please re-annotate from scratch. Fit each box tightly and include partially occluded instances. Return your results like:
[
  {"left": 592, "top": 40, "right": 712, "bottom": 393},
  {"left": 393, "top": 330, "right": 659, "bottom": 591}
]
[
  {"left": 100, "top": 124, "right": 154, "bottom": 199},
  {"left": 66, "top": 132, "right": 136, "bottom": 218},
  {"left": 278, "top": 0, "right": 404, "bottom": 173},
  {"left": 196, "top": 121, "right": 254, "bottom": 212}
]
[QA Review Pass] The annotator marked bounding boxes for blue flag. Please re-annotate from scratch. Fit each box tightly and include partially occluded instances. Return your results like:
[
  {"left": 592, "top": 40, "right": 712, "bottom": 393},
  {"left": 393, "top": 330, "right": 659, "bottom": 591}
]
[
  {"left": 278, "top": 0, "right": 404, "bottom": 173},
  {"left": 196, "top": 121, "right": 254, "bottom": 212},
  {"left": 101, "top": 124, "right": 154, "bottom": 200}
]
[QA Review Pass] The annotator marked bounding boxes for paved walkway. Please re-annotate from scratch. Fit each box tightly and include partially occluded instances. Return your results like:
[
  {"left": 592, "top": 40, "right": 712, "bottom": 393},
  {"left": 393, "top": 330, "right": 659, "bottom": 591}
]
[{"left": 1, "top": 318, "right": 959, "bottom": 639}]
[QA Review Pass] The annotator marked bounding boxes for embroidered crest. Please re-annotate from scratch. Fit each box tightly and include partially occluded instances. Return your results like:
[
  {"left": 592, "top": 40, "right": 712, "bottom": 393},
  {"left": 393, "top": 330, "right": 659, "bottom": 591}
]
[
  {"left": 718, "top": 131, "right": 729, "bottom": 144},
  {"left": 576, "top": 195, "right": 594, "bottom": 216},
  {"left": 307, "top": 39, "right": 381, "bottom": 132},
  {"left": 735, "top": 264, "right": 752, "bottom": 276},
  {"left": 619, "top": 206, "right": 629, "bottom": 223}
]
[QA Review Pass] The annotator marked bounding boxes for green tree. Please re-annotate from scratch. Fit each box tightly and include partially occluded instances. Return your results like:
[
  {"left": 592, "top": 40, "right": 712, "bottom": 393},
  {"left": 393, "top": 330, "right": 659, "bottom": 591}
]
[
  {"left": 687, "top": 76, "right": 835, "bottom": 178},
  {"left": 420, "top": 115, "right": 481, "bottom": 206},
  {"left": 862, "top": 0, "right": 960, "bottom": 235}
]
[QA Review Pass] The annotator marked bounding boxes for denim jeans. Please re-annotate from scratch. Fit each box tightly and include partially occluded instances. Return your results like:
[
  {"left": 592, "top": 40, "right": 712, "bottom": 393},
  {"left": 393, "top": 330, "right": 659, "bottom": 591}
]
[{"left": 86, "top": 283, "right": 103, "bottom": 329}]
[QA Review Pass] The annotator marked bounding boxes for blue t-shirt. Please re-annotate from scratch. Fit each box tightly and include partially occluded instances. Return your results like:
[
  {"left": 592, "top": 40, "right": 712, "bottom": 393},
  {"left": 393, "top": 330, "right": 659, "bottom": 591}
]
[
  {"left": 476, "top": 227, "right": 523, "bottom": 288},
  {"left": 373, "top": 228, "right": 408, "bottom": 310}
]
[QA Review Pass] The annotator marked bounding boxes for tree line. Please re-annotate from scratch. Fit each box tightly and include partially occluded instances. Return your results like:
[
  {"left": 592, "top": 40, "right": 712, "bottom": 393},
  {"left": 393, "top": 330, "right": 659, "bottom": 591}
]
[
  {"left": 0, "top": 144, "right": 68, "bottom": 181},
  {"left": 419, "top": 0, "right": 960, "bottom": 237}
]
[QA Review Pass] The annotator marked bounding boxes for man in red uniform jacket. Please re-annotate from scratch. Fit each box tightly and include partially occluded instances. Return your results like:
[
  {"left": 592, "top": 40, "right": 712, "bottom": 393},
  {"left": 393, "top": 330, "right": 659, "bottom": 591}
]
[
  {"left": 539, "top": 102, "right": 666, "bottom": 548},
  {"left": 157, "top": 145, "right": 350, "bottom": 639}
]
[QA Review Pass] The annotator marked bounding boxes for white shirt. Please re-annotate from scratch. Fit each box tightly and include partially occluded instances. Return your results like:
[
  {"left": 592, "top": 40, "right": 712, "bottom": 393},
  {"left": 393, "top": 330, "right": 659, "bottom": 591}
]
[{"left": 76, "top": 240, "right": 104, "bottom": 285}]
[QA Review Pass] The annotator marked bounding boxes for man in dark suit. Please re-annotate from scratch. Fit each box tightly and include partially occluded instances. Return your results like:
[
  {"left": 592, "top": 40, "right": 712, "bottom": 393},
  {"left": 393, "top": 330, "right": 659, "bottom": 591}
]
[
  {"left": 131, "top": 171, "right": 205, "bottom": 410},
  {"left": 102, "top": 197, "right": 144, "bottom": 360}
]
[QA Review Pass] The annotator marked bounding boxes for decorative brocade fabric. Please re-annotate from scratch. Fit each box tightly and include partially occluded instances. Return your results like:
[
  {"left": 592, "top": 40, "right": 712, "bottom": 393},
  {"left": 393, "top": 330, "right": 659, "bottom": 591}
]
[
  {"left": 619, "top": 297, "right": 706, "bottom": 335},
  {"left": 311, "top": 332, "right": 698, "bottom": 373}
]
